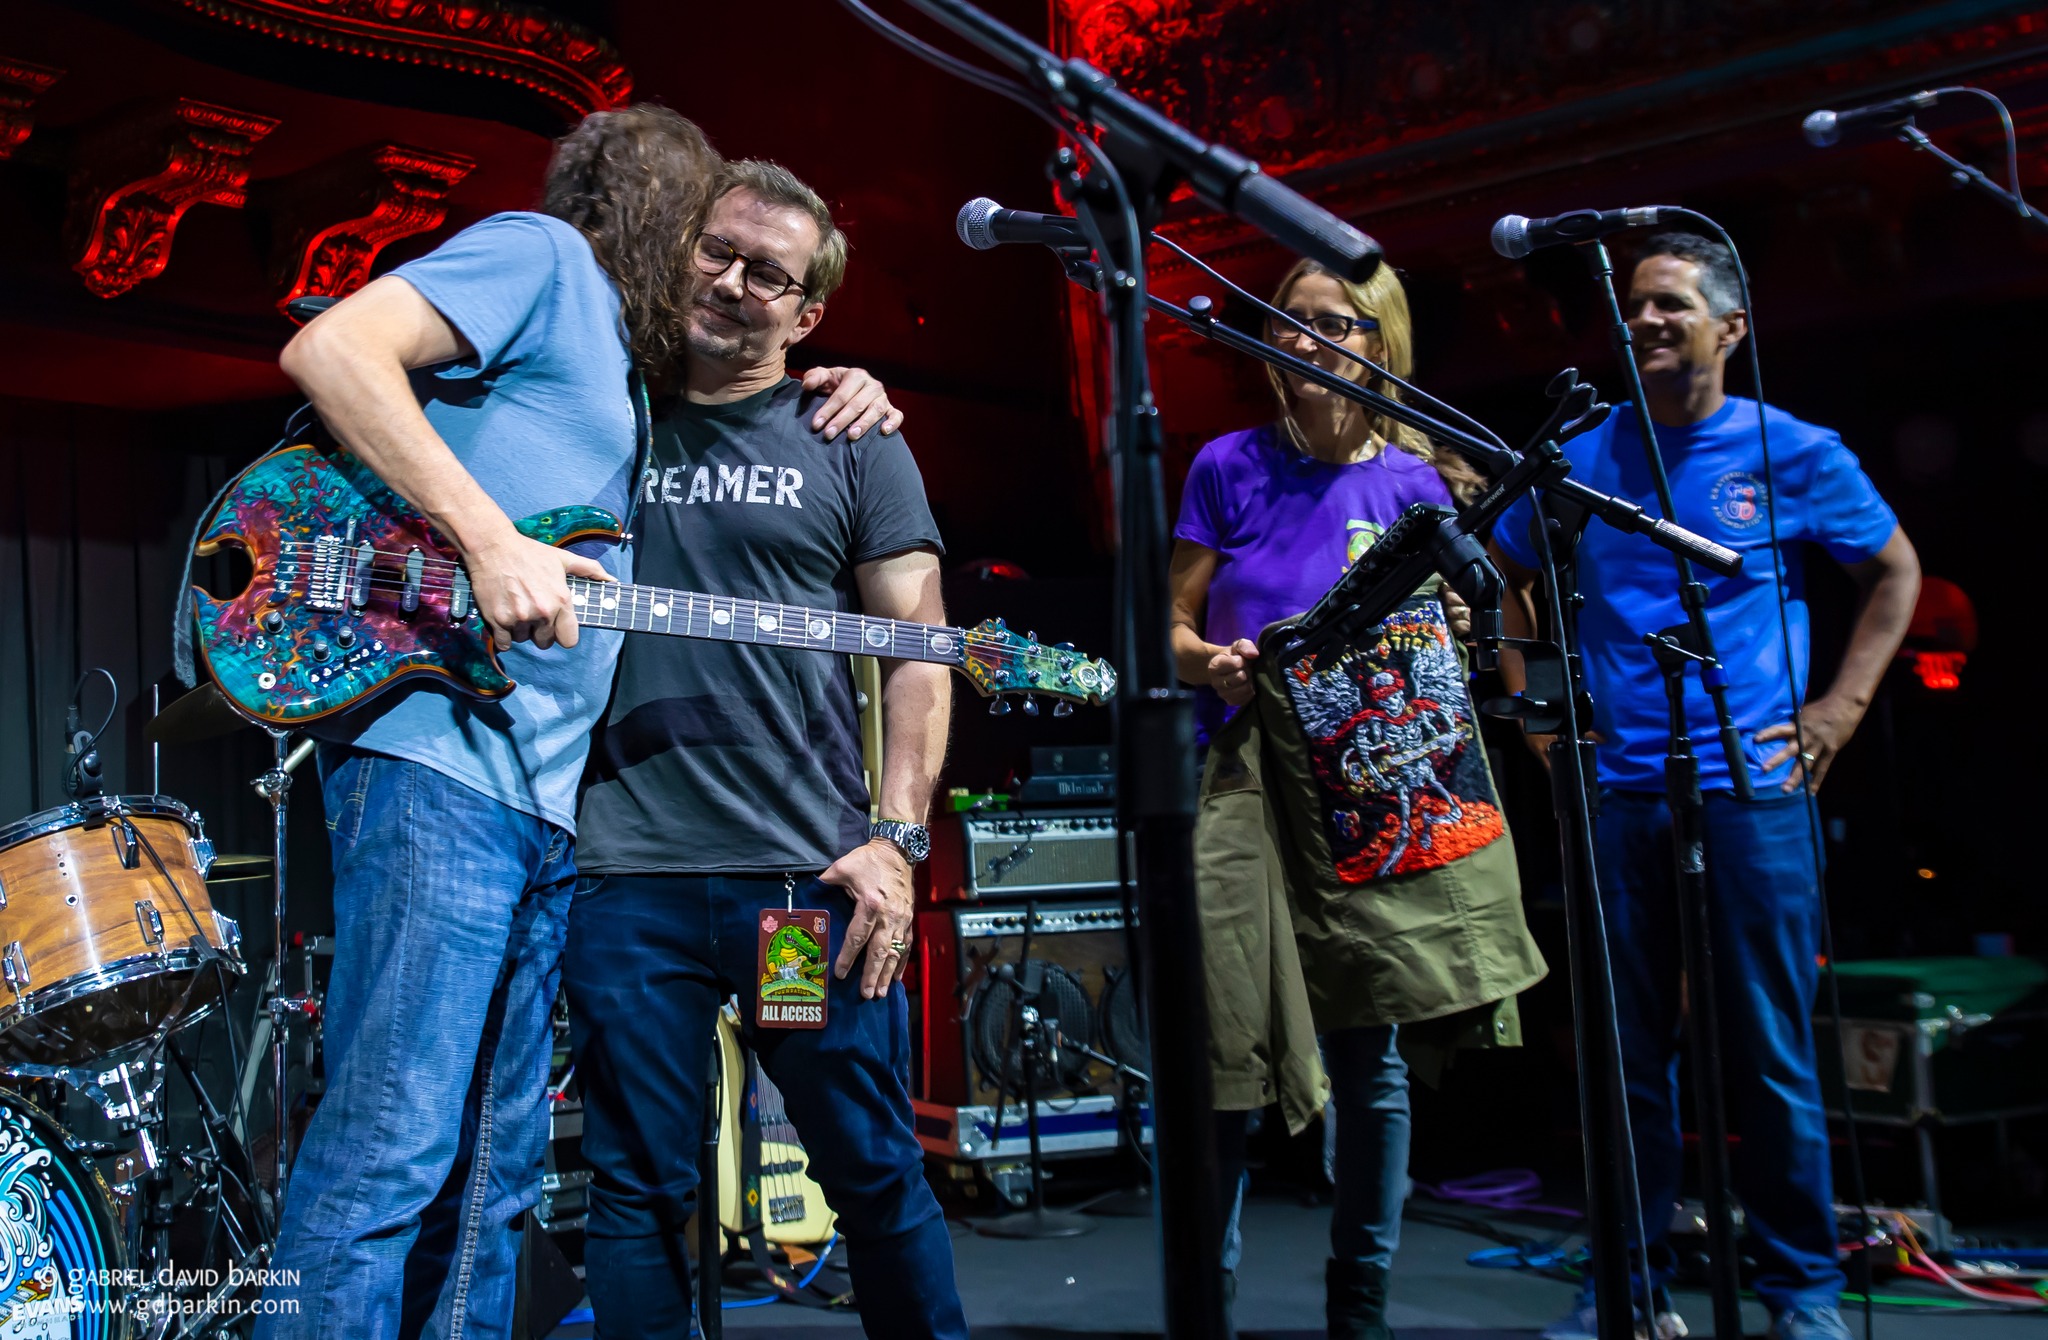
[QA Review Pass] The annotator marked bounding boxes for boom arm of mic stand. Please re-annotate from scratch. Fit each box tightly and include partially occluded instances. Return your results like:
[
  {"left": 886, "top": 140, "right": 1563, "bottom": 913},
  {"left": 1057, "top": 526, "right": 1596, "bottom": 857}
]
[
  {"left": 1897, "top": 124, "right": 2048, "bottom": 232},
  {"left": 1067, "top": 256, "right": 1745, "bottom": 579}
]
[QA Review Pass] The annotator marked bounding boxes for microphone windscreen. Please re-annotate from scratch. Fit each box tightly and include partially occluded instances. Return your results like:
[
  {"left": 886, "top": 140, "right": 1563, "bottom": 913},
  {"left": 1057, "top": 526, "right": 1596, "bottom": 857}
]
[
  {"left": 1802, "top": 110, "right": 1839, "bottom": 148},
  {"left": 956, "top": 197, "right": 1001, "bottom": 251},
  {"left": 1490, "top": 215, "right": 1532, "bottom": 260}
]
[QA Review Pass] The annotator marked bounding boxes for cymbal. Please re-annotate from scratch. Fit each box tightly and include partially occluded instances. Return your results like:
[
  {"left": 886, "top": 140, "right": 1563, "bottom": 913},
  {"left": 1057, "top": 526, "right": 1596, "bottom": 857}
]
[
  {"left": 205, "top": 854, "right": 274, "bottom": 884},
  {"left": 147, "top": 682, "right": 252, "bottom": 745}
]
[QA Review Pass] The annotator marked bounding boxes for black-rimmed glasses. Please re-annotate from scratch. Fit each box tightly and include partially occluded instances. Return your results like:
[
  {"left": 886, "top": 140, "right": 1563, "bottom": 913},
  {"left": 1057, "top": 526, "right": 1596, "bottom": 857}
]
[
  {"left": 1268, "top": 310, "right": 1380, "bottom": 343},
  {"left": 693, "top": 232, "right": 808, "bottom": 303}
]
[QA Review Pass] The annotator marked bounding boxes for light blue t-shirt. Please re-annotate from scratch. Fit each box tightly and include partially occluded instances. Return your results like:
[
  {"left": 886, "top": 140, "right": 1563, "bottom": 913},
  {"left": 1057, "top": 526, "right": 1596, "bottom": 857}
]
[
  {"left": 1494, "top": 397, "right": 1896, "bottom": 793},
  {"left": 313, "top": 212, "right": 637, "bottom": 833}
]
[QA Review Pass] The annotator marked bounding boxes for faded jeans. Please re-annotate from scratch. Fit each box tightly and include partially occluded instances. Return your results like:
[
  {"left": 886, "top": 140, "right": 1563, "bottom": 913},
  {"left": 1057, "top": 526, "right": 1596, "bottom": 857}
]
[
  {"left": 1220, "top": 1023, "right": 1413, "bottom": 1272},
  {"left": 257, "top": 749, "right": 574, "bottom": 1340}
]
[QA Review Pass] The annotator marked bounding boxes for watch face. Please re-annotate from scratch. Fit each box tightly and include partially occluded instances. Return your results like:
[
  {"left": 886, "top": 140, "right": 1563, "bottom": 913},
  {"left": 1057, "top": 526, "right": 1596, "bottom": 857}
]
[{"left": 878, "top": 822, "right": 930, "bottom": 862}]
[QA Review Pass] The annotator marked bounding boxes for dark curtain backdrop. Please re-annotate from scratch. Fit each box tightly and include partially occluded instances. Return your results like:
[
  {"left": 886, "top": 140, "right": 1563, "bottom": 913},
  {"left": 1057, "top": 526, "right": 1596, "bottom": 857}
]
[{"left": 0, "top": 389, "right": 336, "bottom": 946}]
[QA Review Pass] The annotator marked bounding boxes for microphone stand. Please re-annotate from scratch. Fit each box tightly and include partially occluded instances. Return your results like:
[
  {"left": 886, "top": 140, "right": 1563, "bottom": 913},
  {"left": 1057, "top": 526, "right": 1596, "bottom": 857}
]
[
  {"left": 1062, "top": 246, "right": 1736, "bottom": 1339},
  {"left": 879, "top": 8, "right": 1733, "bottom": 1336},
  {"left": 1580, "top": 238, "right": 1748, "bottom": 1340}
]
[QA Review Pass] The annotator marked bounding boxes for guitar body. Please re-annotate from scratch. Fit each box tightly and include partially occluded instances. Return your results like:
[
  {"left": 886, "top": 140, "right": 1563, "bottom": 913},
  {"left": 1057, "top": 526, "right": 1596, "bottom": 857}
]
[
  {"left": 716, "top": 1007, "right": 837, "bottom": 1246},
  {"left": 191, "top": 443, "right": 621, "bottom": 728}
]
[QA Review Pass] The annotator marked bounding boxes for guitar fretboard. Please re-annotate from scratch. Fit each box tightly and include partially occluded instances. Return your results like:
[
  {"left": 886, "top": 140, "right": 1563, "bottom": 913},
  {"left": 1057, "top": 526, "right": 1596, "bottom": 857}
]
[{"left": 567, "top": 578, "right": 970, "bottom": 668}]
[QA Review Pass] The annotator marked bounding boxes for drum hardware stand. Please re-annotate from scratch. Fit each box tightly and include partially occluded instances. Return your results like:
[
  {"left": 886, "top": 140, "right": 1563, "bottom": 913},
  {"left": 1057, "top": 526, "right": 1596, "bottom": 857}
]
[{"left": 251, "top": 728, "right": 314, "bottom": 1213}]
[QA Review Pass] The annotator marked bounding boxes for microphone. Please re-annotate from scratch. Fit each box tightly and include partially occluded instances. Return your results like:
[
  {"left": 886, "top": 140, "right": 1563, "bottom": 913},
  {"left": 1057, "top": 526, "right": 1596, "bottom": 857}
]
[
  {"left": 1490, "top": 208, "right": 1674, "bottom": 259},
  {"left": 956, "top": 197, "right": 1087, "bottom": 251},
  {"left": 1802, "top": 90, "right": 1943, "bottom": 147}
]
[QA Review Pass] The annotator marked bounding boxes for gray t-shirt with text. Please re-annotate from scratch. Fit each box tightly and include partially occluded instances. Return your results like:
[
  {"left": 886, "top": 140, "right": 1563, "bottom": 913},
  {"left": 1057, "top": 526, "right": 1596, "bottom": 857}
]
[{"left": 574, "top": 377, "right": 942, "bottom": 873}]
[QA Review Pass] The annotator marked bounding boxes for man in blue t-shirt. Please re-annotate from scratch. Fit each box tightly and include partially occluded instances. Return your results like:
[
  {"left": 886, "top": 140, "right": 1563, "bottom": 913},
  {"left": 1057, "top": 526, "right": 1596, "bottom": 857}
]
[
  {"left": 1493, "top": 234, "right": 1920, "bottom": 1340},
  {"left": 256, "top": 108, "right": 902, "bottom": 1338}
]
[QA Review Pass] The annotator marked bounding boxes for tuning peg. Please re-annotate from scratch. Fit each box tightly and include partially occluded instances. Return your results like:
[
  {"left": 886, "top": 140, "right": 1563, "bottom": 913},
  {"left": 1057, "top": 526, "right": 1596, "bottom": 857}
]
[
  {"left": 1053, "top": 701, "right": 1074, "bottom": 718},
  {"left": 1022, "top": 696, "right": 1040, "bottom": 717},
  {"left": 989, "top": 699, "right": 1012, "bottom": 716},
  {"left": 1055, "top": 641, "right": 1074, "bottom": 651}
]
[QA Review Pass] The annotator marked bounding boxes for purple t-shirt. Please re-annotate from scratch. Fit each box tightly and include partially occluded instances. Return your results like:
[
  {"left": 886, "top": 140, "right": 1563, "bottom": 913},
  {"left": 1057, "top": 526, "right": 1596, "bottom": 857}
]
[{"left": 1175, "top": 423, "right": 1454, "bottom": 743}]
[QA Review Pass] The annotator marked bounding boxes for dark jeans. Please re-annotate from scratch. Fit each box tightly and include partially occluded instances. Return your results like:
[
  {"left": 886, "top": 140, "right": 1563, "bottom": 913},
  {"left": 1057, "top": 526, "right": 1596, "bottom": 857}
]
[
  {"left": 1598, "top": 788, "right": 1844, "bottom": 1314},
  {"left": 563, "top": 872, "right": 966, "bottom": 1340}
]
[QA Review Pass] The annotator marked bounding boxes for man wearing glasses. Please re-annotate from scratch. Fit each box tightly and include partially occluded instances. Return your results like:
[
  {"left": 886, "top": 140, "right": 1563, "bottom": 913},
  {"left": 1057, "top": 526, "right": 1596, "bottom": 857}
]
[{"left": 567, "top": 160, "right": 963, "bottom": 1338}]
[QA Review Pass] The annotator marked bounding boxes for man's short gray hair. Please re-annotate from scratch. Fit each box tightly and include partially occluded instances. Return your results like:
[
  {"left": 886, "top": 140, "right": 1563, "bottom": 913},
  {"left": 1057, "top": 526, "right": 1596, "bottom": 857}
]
[
  {"left": 1639, "top": 231, "right": 1743, "bottom": 317},
  {"left": 715, "top": 159, "right": 848, "bottom": 305}
]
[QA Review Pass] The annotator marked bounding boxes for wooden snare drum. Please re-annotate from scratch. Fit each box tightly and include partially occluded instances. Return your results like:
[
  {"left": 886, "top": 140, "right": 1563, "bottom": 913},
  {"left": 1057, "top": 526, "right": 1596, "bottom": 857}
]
[{"left": 0, "top": 796, "right": 244, "bottom": 1064}]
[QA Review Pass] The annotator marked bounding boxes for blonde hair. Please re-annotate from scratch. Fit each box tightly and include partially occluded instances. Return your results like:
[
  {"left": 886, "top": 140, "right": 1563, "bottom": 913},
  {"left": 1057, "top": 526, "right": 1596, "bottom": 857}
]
[{"left": 1266, "top": 260, "right": 1487, "bottom": 501}]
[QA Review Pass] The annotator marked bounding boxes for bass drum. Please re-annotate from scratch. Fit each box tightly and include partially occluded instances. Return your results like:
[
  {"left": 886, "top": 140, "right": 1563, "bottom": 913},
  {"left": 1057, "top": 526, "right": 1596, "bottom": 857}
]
[{"left": 0, "top": 1090, "right": 131, "bottom": 1337}]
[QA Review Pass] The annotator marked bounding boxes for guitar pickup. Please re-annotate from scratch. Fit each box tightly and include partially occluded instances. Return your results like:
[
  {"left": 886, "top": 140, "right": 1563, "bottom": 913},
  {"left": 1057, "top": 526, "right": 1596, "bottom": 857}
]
[
  {"left": 350, "top": 541, "right": 374, "bottom": 608},
  {"left": 452, "top": 568, "right": 471, "bottom": 621},
  {"left": 402, "top": 548, "right": 424, "bottom": 613}
]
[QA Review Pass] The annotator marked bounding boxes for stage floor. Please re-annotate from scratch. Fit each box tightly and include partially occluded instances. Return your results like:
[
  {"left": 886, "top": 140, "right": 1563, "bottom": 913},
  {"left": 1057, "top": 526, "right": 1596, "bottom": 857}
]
[{"left": 550, "top": 1193, "right": 2043, "bottom": 1338}]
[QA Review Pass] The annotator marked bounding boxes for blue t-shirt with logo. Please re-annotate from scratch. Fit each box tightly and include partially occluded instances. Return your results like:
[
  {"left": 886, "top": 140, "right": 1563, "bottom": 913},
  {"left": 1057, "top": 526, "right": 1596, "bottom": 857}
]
[
  {"left": 1493, "top": 397, "right": 1896, "bottom": 793},
  {"left": 312, "top": 212, "right": 637, "bottom": 833}
]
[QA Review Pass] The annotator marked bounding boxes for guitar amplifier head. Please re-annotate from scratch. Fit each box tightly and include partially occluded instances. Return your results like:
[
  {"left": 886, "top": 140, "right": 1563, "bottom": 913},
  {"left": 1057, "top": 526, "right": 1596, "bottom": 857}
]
[{"left": 927, "top": 809, "right": 1121, "bottom": 901}]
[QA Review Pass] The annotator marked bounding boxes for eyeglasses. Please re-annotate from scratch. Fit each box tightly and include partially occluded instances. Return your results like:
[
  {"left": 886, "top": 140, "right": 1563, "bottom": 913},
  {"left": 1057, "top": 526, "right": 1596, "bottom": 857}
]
[
  {"left": 693, "top": 232, "right": 809, "bottom": 303},
  {"left": 1268, "top": 310, "right": 1380, "bottom": 343}
]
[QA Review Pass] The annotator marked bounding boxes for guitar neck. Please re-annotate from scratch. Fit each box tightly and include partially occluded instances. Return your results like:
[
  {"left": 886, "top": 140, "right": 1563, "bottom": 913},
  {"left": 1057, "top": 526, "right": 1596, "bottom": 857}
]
[{"left": 568, "top": 577, "right": 969, "bottom": 668}]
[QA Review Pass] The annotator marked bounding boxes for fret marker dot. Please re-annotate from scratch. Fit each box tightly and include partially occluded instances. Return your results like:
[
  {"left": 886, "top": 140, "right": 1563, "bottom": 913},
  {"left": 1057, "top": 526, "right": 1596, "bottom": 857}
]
[
  {"left": 809, "top": 619, "right": 830, "bottom": 639},
  {"left": 600, "top": 596, "right": 618, "bottom": 611},
  {"left": 652, "top": 602, "right": 670, "bottom": 618},
  {"left": 758, "top": 615, "right": 779, "bottom": 632},
  {"left": 571, "top": 591, "right": 586, "bottom": 605},
  {"left": 931, "top": 633, "right": 955, "bottom": 654},
  {"left": 713, "top": 609, "right": 731, "bottom": 625},
  {"left": 865, "top": 627, "right": 890, "bottom": 648}
]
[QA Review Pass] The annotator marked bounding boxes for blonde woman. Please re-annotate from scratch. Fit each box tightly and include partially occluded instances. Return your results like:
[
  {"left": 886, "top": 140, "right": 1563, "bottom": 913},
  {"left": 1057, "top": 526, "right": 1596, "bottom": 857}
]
[{"left": 1171, "top": 258, "right": 1540, "bottom": 1339}]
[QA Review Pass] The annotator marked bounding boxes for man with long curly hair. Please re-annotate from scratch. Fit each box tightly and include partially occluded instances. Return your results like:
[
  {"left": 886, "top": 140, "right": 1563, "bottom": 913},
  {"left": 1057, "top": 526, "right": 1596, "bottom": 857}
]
[{"left": 256, "top": 106, "right": 902, "bottom": 1338}]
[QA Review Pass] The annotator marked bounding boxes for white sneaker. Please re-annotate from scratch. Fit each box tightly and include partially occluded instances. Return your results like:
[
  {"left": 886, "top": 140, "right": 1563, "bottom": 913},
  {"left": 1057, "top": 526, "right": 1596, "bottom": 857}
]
[{"left": 1541, "top": 1295, "right": 1690, "bottom": 1340}]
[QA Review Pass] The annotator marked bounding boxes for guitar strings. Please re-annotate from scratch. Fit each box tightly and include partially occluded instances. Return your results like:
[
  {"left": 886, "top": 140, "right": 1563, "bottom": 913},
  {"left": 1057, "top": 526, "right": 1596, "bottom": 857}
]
[{"left": 260, "top": 542, "right": 1102, "bottom": 674}]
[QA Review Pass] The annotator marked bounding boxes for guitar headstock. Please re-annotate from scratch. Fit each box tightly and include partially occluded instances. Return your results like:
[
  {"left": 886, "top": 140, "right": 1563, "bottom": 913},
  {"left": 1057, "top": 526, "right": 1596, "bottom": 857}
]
[{"left": 961, "top": 618, "right": 1118, "bottom": 714}]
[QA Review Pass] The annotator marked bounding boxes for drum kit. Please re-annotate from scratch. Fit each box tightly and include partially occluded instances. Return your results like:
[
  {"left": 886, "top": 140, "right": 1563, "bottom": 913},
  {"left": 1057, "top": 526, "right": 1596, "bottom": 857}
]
[{"left": 0, "top": 676, "right": 321, "bottom": 1335}]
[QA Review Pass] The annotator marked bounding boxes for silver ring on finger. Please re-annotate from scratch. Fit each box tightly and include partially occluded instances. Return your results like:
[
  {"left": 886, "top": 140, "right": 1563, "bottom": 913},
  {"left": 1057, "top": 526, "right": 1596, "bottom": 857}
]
[{"left": 1799, "top": 751, "right": 1817, "bottom": 765}]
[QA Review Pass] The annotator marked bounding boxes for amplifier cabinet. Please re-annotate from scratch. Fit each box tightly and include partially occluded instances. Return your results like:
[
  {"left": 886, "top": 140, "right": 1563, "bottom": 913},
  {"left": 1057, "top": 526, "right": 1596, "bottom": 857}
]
[
  {"left": 912, "top": 901, "right": 1138, "bottom": 1107},
  {"left": 926, "top": 808, "right": 1121, "bottom": 902}
]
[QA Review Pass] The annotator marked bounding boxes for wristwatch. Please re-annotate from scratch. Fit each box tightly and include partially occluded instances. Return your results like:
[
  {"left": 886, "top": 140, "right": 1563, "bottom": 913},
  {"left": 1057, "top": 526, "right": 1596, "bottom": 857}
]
[{"left": 870, "top": 819, "right": 931, "bottom": 864}]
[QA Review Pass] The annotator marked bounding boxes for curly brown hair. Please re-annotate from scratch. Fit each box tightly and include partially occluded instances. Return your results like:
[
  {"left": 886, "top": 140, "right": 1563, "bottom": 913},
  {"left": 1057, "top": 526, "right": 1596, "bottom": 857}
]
[{"left": 542, "top": 105, "right": 723, "bottom": 381}]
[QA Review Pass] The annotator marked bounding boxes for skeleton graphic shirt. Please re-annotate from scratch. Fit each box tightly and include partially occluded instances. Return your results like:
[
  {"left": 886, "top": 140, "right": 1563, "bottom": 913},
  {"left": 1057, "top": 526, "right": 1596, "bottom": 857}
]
[{"left": 1279, "top": 595, "right": 1505, "bottom": 883}]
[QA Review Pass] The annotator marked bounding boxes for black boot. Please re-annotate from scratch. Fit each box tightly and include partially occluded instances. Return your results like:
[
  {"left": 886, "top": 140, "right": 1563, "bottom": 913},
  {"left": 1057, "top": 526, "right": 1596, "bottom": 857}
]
[{"left": 1325, "top": 1258, "right": 1393, "bottom": 1340}]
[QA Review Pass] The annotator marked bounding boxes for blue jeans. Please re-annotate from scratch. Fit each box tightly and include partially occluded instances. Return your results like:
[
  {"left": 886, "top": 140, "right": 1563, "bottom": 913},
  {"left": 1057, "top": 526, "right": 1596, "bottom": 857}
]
[
  {"left": 563, "top": 873, "right": 966, "bottom": 1340},
  {"left": 258, "top": 749, "right": 575, "bottom": 1340},
  {"left": 1220, "top": 1024, "right": 1412, "bottom": 1272},
  {"left": 1598, "top": 788, "right": 1843, "bottom": 1314}
]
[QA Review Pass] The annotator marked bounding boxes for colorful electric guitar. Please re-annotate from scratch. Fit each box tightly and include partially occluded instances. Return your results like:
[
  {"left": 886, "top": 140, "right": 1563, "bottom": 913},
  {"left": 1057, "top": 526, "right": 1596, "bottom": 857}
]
[{"left": 189, "top": 444, "right": 1117, "bottom": 728}]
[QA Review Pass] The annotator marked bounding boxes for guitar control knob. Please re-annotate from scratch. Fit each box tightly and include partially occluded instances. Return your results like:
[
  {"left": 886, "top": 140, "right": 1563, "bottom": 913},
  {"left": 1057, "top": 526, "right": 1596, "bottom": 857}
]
[
  {"left": 260, "top": 611, "right": 284, "bottom": 634},
  {"left": 311, "top": 637, "right": 331, "bottom": 662},
  {"left": 336, "top": 627, "right": 356, "bottom": 650}
]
